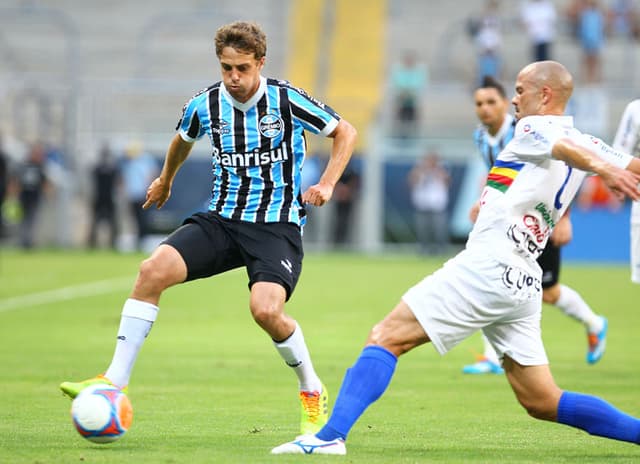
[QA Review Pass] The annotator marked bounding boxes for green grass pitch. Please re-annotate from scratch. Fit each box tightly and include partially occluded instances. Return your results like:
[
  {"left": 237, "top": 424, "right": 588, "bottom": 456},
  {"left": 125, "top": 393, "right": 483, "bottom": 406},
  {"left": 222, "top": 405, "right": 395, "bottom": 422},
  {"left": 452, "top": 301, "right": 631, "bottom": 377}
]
[{"left": 1, "top": 249, "right": 639, "bottom": 463}]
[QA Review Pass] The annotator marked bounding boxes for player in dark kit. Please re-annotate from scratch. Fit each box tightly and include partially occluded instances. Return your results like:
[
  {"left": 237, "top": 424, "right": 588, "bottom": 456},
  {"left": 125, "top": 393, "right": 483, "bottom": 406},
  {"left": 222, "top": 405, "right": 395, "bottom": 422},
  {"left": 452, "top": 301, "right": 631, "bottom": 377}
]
[{"left": 61, "top": 21, "right": 357, "bottom": 436}]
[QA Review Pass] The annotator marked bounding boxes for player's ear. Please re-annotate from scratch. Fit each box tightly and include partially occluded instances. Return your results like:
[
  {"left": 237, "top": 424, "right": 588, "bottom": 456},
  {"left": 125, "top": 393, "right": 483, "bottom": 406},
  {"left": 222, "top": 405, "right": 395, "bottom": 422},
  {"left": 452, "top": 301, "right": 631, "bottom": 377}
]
[{"left": 541, "top": 85, "right": 552, "bottom": 105}]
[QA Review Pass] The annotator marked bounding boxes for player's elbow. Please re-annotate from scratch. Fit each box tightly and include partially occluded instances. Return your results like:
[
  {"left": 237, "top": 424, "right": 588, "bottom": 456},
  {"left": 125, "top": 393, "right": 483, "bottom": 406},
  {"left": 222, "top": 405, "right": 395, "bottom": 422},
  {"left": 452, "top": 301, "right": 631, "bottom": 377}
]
[{"left": 332, "top": 119, "right": 358, "bottom": 144}]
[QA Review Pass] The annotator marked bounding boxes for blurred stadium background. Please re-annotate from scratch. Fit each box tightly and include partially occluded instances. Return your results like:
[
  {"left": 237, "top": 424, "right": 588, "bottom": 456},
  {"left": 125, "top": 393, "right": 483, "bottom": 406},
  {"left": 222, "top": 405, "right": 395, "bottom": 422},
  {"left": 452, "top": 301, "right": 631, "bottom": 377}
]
[{"left": 0, "top": 0, "right": 638, "bottom": 260}]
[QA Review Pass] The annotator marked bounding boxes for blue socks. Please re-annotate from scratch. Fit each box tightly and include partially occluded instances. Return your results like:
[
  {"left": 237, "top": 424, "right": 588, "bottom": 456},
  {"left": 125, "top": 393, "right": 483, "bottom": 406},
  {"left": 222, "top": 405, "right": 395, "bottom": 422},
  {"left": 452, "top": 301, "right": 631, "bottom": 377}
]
[
  {"left": 557, "top": 391, "right": 640, "bottom": 444},
  {"left": 316, "top": 346, "right": 397, "bottom": 441},
  {"left": 315, "top": 352, "right": 640, "bottom": 445}
]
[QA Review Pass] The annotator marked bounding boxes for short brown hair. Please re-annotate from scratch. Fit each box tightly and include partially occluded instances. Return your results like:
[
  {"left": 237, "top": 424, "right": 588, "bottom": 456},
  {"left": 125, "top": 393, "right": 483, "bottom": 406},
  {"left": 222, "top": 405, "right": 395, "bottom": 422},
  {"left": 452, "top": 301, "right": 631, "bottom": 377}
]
[{"left": 214, "top": 21, "right": 267, "bottom": 59}]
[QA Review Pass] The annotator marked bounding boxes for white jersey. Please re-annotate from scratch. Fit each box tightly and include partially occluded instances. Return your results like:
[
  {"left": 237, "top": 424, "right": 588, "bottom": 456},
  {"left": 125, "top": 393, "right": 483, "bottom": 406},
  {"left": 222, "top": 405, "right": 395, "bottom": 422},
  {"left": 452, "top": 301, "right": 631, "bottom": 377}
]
[
  {"left": 612, "top": 99, "right": 640, "bottom": 224},
  {"left": 467, "top": 115, "right": 592, "bottom": 272}
]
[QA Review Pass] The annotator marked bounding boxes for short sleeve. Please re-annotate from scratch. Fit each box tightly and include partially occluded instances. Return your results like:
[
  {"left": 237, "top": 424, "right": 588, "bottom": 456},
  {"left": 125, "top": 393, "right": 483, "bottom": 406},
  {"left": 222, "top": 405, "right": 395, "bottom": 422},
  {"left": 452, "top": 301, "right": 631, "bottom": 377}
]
[
  {"left": 285, "top": 84, "right": 340, "bottom": 136},
  {"left": 508, "top": 116, "right": 568, "bottom": 161},
  {"left": 176, "top": 95, "right": 206, "bottom": 142}
]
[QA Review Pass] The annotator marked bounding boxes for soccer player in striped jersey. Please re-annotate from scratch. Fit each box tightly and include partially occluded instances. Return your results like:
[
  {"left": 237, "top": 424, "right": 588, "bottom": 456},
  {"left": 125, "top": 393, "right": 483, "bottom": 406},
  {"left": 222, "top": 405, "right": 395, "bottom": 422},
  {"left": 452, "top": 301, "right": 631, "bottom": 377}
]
[
  {"left": 61, "top": 21, "right": 357, "bottom": 436},
  {"left": 273, "top": 61, "right": 640, "bottom": 455},
  {"left": 612, "top": 99, "right": 640, "bottom": 284},
  {"left": 462, "top": 76, "right": 608, "bottom": 375}
]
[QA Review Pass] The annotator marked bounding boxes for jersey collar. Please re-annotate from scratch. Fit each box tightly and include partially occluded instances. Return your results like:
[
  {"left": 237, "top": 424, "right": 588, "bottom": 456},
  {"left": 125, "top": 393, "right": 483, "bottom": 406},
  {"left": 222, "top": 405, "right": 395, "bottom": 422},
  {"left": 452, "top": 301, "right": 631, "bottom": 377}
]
[{"left": 221, "top": 76, "right": 267, "bottom": 113}]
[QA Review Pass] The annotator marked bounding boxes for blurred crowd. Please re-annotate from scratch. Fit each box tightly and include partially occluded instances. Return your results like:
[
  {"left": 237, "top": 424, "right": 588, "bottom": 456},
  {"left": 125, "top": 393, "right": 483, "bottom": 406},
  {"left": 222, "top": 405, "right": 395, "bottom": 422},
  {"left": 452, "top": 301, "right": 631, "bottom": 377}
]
[
  {"left": 465, "top": 0, "right": 639, "bottom": 87},
  {"left": 0, "top": 136, "right": 159, "bottom": 251},
  {"left": 1, "top": 0, "right": 637, "bottom": 253}
]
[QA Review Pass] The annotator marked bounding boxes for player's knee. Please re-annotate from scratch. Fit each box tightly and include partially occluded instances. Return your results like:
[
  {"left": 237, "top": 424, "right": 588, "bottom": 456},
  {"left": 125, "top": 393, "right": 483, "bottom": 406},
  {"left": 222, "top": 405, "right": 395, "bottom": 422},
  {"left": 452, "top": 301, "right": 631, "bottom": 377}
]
[
  {"left": 249, "top": 299, "right": 280, "bottom": 327},
  {"left": 137, "top": 257, "right": 171, "bottom": 292},
  {"left": 542, "top": 285, "right": 560, "bottom": 304}
]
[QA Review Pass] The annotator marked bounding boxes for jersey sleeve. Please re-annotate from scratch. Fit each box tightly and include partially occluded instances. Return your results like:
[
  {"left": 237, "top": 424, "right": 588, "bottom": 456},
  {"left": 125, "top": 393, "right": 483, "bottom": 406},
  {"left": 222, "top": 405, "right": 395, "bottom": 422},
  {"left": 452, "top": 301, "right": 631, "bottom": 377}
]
[
  {"left": 612, "top": 99, "right": 640, "bottom": 157},
  {"left": 508, "top": 116, "right": 567, "bottom": 161},
  {"left": 176, "top": 94, "right": 206, "bottom": 142},
  {"left": 285, "top": 85, "right": 340, "bottom": 136},
  {"left": 576, "top": 133, "right": 633, "bottom": 169}
]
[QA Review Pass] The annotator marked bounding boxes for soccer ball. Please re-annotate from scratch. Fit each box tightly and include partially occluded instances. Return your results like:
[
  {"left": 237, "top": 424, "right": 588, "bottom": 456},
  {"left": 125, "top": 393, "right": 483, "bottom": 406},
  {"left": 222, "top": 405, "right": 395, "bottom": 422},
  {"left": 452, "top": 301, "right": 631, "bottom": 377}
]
[{"left": 70, "top": 384, "right": 133, "bottom": 443}]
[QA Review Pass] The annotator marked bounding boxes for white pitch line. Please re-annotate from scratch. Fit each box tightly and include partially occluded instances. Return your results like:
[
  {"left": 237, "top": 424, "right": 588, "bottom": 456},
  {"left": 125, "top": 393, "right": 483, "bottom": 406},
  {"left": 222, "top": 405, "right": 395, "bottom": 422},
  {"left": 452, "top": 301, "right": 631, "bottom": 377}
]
[{"left": 0, "top": 276, "right": 134, "bottom": 314}]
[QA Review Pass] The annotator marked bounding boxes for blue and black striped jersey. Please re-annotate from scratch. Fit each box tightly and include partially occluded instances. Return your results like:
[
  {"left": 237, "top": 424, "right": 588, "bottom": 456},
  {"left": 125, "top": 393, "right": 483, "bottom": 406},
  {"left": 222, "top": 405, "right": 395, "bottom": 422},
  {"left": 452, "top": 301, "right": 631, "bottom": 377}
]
[
  {"left": 177, "top": 76, "right": 340, "bottom": 226},
  {"left": 473, "top": 114, "right": 516, "bottom": 170}
]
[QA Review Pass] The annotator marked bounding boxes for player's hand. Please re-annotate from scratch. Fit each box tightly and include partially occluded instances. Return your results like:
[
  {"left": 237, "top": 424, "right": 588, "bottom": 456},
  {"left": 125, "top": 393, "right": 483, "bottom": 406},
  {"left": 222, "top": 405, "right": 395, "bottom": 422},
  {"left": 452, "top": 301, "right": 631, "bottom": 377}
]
[
  {"left": 143, "top": 177, "right": 171, "bottom": 209},
  {"left": 302, "top": 182, "right": 333, "bottom": 207},
  {"left": 600, "top": 167, "right": 640, "bottom": 202},
  {"left": 468, "top": 201, "right": 481, "bottom": 223},
  {"left": 550, "top": 215, "right": 572, "bottom": 246}
]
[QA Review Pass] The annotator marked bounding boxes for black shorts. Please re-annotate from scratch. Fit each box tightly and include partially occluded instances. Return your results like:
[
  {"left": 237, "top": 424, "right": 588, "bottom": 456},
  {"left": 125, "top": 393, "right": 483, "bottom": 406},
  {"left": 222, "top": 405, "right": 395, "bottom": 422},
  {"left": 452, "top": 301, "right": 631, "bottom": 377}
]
[
  {"left": 162, "top": 212, "right": 303, "bottom": 300},
  {"left": 537, "top": 241, "right": 561, "bottom": 289}
]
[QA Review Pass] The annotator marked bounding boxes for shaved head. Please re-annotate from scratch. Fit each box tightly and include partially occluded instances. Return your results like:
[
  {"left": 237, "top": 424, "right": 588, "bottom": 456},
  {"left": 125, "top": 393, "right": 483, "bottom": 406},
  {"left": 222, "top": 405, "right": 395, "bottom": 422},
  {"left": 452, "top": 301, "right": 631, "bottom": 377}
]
[
  {"left": 512, "top": 61, "right": 574, "bottom": 119},
  {"left": 520, "top": 61, "right": 573, "bottom": 103}
]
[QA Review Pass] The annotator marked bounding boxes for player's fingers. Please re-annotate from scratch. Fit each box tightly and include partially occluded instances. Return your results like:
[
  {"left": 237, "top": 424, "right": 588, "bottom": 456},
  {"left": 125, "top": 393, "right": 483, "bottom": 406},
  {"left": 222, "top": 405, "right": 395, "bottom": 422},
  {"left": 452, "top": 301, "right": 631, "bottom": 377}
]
[{"left": 622, "top": 181, "right": 639, "bottom": 201}]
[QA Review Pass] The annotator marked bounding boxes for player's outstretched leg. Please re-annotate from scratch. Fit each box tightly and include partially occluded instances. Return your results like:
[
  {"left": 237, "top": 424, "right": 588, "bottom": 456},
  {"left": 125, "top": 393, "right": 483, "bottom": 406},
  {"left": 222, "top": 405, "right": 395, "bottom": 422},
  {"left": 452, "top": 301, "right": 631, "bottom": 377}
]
[
  {"left": 60, "top": 298, "right": 158, "bottom": 399},
  {"left": 558, "top": 391, "right": 640, "bottom": 443}
]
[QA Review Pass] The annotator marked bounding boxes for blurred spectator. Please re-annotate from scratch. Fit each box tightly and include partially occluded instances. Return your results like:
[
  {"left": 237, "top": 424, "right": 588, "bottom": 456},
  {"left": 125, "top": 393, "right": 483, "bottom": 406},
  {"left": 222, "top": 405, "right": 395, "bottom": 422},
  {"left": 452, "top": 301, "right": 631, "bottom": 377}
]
[
  {"left": 0, "top": 135, "right": 8, "bottom": 238},
  {"left": 607, "top": 0, "right": 640, "bottom": 39},
  {"left": 121, "top": 141, "right": 158, "bottom": 251},
  {"left": 408, "top": 151, "right": 450, "bottom": 254},
  {"left": 467, "top": 0, "right": 504, "bottom": 86},
  {"left": 567, "top": 0, "right": 606, "bottom": 83},
  {"left": 389, "top": 50, "right": 428, "bottom": 138},
  {"left": 577, "top": 175, "right": 623, "bottom": 211},
  {"left": 15, "top": 142, "right": 50, "bottom": 249},
  {"left": 88, "top": 143, "right": 120, "bottom": 249},
  {"left": 520, "top": 0, "right": 557, "bottom": 61},
  {"left": 332, "top": 163, "right": 360, "bottom": 247}
]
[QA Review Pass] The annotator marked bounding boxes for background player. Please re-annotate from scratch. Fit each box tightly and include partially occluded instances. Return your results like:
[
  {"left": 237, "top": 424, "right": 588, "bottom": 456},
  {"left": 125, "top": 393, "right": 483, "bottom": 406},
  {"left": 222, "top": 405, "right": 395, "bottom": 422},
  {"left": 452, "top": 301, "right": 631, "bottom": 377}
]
[
  {"left": 272, "top": 60, "right": 640, "bottom": 456},
  {"left": 612, "top": 98, "right": 640, "bottom": 284},
  {"left": 463, "top": 75, "right": 608, "bottom": 374},
  {"left": 60, "top": 21, "right": 357, "bottom": 436}
]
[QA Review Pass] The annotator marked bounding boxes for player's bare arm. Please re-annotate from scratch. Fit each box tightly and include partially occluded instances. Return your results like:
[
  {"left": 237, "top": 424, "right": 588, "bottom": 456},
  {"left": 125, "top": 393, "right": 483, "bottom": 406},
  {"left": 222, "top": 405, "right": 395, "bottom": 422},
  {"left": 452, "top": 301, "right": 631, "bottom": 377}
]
[
  {"left": 302, "top": 119, "right": 357, "bottom": 207},
  {"left": 551, "top": 137, "right": 640, "bottom": 201},
  {"left": 143, "top": 134, "right": 195, "bottom": 210}
]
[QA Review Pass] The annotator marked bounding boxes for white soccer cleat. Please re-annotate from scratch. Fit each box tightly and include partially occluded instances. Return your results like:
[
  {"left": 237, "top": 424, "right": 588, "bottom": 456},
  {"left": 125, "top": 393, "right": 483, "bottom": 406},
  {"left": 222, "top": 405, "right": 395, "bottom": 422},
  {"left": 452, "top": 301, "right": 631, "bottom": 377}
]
[{"left": 271, "top": 434, "right": 346, "bottom": 455}]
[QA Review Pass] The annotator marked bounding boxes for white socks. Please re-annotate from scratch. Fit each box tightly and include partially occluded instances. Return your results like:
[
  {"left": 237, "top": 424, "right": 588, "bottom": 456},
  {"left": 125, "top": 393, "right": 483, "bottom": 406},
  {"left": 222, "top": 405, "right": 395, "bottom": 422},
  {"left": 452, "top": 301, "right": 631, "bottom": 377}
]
[
  {"left": 105, "top": 298, "right": 158, "bottom": 388},
  {"left": 273, "top": 322, "right": 322, "bottom": 392},
  {"left": 482, "top": 334, "right": 500, "bottom": 365},
  {"left": 555, "top": 284, "right": 603, "bottom": 333}
]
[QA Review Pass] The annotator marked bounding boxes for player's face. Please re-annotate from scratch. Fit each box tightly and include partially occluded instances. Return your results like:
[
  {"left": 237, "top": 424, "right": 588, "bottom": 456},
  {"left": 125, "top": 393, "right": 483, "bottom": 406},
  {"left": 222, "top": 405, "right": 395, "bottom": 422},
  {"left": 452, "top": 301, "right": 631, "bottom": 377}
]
[
  {"left": 512, "top": 70, "right": 542, "bottom": 120},
  {"left": 219, "top": 46, "right": 265, "bottom": 103},
  {"left": 474, "top": 88, "right": 508, "bottom": 127}
]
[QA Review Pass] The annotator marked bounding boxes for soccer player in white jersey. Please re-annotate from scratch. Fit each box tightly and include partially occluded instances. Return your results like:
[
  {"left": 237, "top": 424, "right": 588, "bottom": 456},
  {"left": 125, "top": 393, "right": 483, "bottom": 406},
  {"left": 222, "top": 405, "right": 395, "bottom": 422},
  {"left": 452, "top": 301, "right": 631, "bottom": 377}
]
[
  {"left": 613, "top": 99, "right": 640, "bottom": 283},
  {"left": 60, "top": 21, "right": 358, "bottom": 437},
  {"left": 272, "top": 61, "right": 640, "bottom": 455},
  {"left": 463, "top": 76, "right": 607, "bottom": 374}
]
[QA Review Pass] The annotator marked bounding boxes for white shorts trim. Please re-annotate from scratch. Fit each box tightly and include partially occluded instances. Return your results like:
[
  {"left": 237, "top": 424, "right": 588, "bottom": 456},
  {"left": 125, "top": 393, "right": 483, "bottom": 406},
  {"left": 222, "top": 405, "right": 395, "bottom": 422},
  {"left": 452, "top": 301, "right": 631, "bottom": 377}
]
[{"left": 402, "top": 250, "right": 548, "bottom": 366}]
